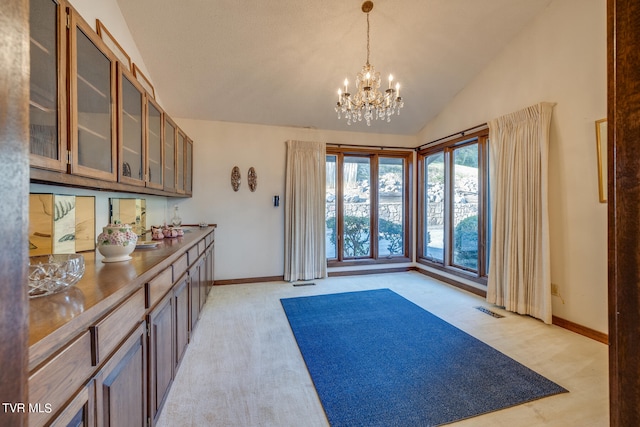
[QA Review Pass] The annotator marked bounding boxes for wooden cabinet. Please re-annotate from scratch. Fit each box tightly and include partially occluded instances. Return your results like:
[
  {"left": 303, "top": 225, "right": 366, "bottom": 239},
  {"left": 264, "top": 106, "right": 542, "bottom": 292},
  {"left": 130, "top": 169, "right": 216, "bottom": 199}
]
[
  {"left": 69, "top": 8, "right": 117, "bottom": 182},
  {"left": 205, "top": 242, "right": 215, "bottom": 296},
  {"left": 49, "top": 381, "right": 95, "bottom": 427},
  {"left": 29, "top": 0, "right": 67, "bottom": 172},
  {"left": 174, "top": 273, "right": 190, "bottom": 366},
  {"left": 117, "top": 63, "right": 145, "bottom": 186},
  {"left": 163, "top": 117, "right": 176, "bottom": 192},
  {"left": 176, "top": 129, "right": 186, "bottom": 194},
  {"left": 185, "top": 137, "right": 193, "bottom": 196},
  {"left": 28, "top": 331, "right": 94, "bottom": 427},
  {"left": 95, "top": 322, "right": 147, "bottom": 427},
  {"left": 147, "top": 292, "right": 174, "bottom": 425},
  {"left": 146, "top": 97, "right": 164, "bottom": 190},
  {"left": 27, "top": 228, "right": 216, "bottom": 426},
  {"left": 189, "top": 257, "right": 203, "bottom": 332},
  {"left": 28, "top": 2, "right": 195, "bottom": 197}
]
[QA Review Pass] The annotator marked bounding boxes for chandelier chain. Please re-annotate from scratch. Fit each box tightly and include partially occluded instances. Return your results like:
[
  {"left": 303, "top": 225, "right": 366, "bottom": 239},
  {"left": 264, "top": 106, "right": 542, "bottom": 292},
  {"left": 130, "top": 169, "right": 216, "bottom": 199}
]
[{"left": 366, "top": 12, "right": 370, "bottom": 66}]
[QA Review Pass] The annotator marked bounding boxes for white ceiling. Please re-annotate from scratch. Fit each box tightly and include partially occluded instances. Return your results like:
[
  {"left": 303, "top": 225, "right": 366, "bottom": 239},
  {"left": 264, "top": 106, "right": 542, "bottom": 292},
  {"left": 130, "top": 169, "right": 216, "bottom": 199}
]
[{"left": 116, "top": 0, "right": 553, "bottom": 136}]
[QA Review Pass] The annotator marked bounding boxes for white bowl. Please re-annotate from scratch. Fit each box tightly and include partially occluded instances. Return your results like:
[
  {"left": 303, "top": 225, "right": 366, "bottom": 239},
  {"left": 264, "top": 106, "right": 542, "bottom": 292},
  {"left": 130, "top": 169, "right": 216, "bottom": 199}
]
[{"left": 97, "top": 243, "right": 136, "bottom": 263}]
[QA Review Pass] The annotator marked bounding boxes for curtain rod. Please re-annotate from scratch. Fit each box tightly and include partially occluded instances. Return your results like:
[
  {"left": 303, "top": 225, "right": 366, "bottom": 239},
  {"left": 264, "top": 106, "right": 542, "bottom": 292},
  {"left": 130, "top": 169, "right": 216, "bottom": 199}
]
[
  {"left": 416, "top": 123, "right": 488, "bottom": 151},
  {"left": 326, "top": 143, "right": 415, "bottom": 151}
]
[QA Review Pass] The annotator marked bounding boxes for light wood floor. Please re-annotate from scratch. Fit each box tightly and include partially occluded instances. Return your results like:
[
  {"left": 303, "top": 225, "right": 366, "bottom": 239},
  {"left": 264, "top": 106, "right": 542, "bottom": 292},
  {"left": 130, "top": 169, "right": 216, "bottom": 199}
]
[{"left": 157, "top": 272, "right": 609, "bottom": 427}]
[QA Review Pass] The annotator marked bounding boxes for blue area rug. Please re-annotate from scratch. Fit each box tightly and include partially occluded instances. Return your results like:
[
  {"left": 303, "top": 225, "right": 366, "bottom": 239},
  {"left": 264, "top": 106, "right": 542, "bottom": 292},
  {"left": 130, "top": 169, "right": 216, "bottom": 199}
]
[{"left": 280, "top": 289, "right": 567, "bottom": 427}]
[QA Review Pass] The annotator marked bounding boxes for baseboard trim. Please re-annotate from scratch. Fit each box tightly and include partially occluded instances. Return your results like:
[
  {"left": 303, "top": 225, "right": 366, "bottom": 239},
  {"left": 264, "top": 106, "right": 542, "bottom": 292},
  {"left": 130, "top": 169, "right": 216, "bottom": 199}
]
[
  {"left": 552, "top": 316, "right": 609, "bottom": 344},
  {"left": 214, "top": 275, "right": 285, "bottom": 286},
  {"left": 328, "top": 266, "right": 415, "bottom": 277}
]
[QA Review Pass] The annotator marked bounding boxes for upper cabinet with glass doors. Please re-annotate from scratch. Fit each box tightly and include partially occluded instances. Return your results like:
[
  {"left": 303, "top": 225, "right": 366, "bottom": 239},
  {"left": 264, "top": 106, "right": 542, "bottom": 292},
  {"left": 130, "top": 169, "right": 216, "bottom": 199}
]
[
  {"left": 69, "top": 8, "right": 117, "bottom": 181},
  {"left": 176, "top": 129, "right": 186, "bottom": 194},
  {"left": 29, "top": 0, "right": 67, "bottom": 171},
  {"left": 27, "top": 2, "right": 194, "bottom": 197},
  {"left": 117, "top": 63, "right": 145, "bottom": 186},
  {"left": 145, "top": 97, "right": 164, "bottom": 190},
  {"left": 185, "top": 138, "right": 193, "bottom": 196},
  {"left": 163, "top": 117, "right": 176, "bottom": 192}
]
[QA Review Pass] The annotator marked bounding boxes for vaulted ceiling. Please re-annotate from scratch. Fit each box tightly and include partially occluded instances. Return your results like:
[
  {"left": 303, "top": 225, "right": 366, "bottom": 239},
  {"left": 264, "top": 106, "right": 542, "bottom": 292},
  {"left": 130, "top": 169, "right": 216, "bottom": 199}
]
[{"left": 117, "top": 0, "right": 553, "bottom": 135}]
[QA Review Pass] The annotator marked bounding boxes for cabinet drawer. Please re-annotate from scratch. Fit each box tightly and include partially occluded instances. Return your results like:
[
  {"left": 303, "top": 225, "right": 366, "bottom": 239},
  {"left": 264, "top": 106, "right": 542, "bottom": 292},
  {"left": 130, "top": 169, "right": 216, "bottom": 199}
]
[
  {"left": 90, "top": 288, "right": 145, "bottom": 366},
  {"left": 187, "top": 245, "right": 199, "bottom": 265},
  {"left": 198, "top": 239, "right": 206, "bottom": 256},
  {"left": 205, "top": 232, "right": 214, "bottom": 247},
  {"left": 146, "top": 267, "right": 173, "bottom": 309},
  {"left": 173, "top": 253, "right": 188, "bottom": 281},
  {"left": 29, "top": 331, "right": 93, "bottom": 427}
]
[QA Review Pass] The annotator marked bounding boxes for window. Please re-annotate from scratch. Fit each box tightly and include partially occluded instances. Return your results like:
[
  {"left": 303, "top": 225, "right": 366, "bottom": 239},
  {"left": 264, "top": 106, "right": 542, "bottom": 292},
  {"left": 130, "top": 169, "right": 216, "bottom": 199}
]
[
  {"left": 418, "top": 130, "right": 489, "bottom": 282},
  {"left": 326, "top": 148, "right": 412, "bottom": 266}
]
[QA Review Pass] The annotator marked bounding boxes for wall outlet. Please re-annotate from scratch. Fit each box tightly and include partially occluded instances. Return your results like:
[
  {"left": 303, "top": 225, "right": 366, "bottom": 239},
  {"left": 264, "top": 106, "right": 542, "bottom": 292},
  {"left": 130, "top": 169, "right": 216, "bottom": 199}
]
[{"left": 551, "top": 283, "right": 560, "bottom": 296}]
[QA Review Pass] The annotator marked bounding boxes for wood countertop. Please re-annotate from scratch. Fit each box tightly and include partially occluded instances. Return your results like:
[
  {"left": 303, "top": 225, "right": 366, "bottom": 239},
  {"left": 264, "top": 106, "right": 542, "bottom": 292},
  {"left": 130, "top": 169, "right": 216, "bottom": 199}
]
[{"left": 28, "top": 226, "right": 216, "bottom": 371}]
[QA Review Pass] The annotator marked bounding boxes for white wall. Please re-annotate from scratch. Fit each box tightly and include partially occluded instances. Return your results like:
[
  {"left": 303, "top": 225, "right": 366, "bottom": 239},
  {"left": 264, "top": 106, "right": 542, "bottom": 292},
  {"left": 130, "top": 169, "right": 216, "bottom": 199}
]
[
  {"left": 173, "top": 119, "right": 416, "bottom": 281},
  {"left": 418, "top": 0, "right": 607, "bottom": 333}
]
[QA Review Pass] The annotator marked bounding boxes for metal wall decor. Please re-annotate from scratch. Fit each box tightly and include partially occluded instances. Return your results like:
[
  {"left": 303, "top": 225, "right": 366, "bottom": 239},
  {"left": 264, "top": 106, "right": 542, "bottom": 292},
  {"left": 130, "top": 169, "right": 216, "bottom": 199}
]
[
  {"left": 231, "top": 166, "right": 241, "bottom": 191},
  {"left": 248, "top": 167, "right": 257, "bottom": 192}
]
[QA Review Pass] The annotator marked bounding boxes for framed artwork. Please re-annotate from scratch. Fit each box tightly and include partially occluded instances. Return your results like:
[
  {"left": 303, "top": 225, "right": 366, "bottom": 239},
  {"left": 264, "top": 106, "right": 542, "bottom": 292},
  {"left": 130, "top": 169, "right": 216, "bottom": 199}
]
[
  {"left": 132, "top": 63, "right": 156, "bottom": 99},
  {"left": 595, "top": 118, "right": 607, "bottom": 203},
  {"left": 96, "top": 19, "right": 132, "bottom": 71}
]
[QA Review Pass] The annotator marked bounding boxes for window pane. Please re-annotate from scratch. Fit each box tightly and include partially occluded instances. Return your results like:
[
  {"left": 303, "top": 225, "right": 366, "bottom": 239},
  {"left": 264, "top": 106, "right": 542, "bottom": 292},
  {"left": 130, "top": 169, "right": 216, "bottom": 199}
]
[
  {"left": 378, "top": 158, "right": 404, "bottom": 257},
  {"left": 326, "top": 155, "right": 337, "bottom": 259},
  {"left": 452, "top": 144, "right": 479, "bottom": 270},
  {"left": 343, "top": 157, "right": 371, "bottom": 258},
  {"left": 424, "top": 152, "right": 444, "bottom": 262}
]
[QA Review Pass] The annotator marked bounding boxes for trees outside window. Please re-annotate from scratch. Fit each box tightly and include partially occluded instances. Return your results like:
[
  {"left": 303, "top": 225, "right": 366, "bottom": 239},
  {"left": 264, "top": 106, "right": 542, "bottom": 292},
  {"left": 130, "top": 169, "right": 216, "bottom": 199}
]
[
  {"left": 326, "top": 149, "right": 412, "bottom": 266},
  {"left": 418, "top": 131, "right": 489, "bottom": 283}
]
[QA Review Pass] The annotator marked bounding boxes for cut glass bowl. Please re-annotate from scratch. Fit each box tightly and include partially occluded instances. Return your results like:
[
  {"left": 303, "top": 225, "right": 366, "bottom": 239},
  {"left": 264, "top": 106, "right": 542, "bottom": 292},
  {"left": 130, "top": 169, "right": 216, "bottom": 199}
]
[{"left": 28, "top": 254, "right": 85, "bottom": 298}]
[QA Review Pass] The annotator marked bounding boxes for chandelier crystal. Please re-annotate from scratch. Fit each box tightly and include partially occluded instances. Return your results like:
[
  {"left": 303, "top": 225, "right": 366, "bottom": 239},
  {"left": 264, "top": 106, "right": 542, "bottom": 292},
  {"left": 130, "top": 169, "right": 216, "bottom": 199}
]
[{"left": 335, "top": 1, "right": 404, "bottom": 126}]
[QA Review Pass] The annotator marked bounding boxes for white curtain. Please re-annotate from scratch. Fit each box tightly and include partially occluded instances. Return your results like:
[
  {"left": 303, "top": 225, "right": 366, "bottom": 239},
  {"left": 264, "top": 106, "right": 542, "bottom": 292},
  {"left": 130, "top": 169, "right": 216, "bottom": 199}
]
[
  {"left": 284, "top": 140, "right": 327, "bottom": 281},
  {"left": 487, "top": 102, "right": 555, "bottom": 324}
]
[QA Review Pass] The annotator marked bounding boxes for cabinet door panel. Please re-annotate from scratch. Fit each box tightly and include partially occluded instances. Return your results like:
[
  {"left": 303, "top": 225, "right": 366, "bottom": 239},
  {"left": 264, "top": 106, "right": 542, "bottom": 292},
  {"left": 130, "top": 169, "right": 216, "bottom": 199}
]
[
  {"left": 148, "top": 293, "right": 174, "bottom": 424},
  {"left": 185, "top": 138, "right": 193, "bottom": 195},
  {"left": 96, "top": 322, "right": 147, "bottom": 427},
  {"left": 29, "top": 0, "right": 67, "bottom": 171},
  {"left": 146, "top": 98, "right": 163, "bottom": 189},
  {"left": 69, "top": 10, "right": 117, "bottom": 181},
  {"left": 189, "top": 262, "right": 200, "bottom": 332},
  {"left": 174, "top": 275, "right": 189, "bottom": 364},
  {"left": 163, "top": 118, "right": 176, "bottom": 191},
  {"left": 176, "top": 130, "right": 185, "bottom": 193},
  {"left": 118, "top": 64, "right": 144, "bottom": 185}
]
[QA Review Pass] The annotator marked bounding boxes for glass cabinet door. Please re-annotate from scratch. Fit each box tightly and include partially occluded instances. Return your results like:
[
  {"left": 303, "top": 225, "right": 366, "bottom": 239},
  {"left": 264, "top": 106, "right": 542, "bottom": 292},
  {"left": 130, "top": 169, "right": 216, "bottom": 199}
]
[
  {"left": 29, "top": 0, "right": 66, "bottom": 171},
  {"left": 163, "top": 117, "right": 176, "bottom": 191},
  {"left": 69, "top": 10, "right": 117, "bottom": 181},
  {"left": 185, "top": 138, "right": 193, "bottom": 195},
  {"left": 176, "top": 129, "right": 185, "bottom": 193},
  {"left": 118, "top": 64, "right": 144, "bottom": 186},
  {"left": 146, "top": 98, "right": 163, "bottom": 189}
]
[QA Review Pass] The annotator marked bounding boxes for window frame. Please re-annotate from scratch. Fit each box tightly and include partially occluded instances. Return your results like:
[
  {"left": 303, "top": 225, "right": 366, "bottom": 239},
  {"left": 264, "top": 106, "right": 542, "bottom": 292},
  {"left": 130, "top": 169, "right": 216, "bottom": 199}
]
[
  {"left": 417, "top": 129, "right": 490, "bottom": 284},
  {"left": 326, "top": 147, "right": 413, "bottom": 267}
]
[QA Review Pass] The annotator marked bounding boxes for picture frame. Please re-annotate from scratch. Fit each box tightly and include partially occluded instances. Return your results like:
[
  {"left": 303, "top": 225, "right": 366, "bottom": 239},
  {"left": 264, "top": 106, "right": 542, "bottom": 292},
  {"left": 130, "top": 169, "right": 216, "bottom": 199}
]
[
  {"left": 595, "top": 118, "right": 607, "bottom": 203},
  {"left": 96, "top": 19, "right": 132, "bottom": 71},
  {"left": 132, "top": 63, "right": 156, "bottom": 99}
]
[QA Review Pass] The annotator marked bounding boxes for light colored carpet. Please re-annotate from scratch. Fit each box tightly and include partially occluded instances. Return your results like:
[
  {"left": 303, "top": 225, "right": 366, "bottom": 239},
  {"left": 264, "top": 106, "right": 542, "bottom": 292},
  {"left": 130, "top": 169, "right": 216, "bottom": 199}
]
[{"left": 156, "top": 272, "right": 609, "bottom": 427}]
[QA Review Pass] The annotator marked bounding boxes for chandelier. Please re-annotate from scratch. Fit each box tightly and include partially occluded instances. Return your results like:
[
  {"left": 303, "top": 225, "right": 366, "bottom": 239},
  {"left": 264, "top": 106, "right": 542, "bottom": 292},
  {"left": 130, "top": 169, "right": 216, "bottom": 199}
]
[{"left": 335, "top": 1, "right": 404, "bottom": 126}]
